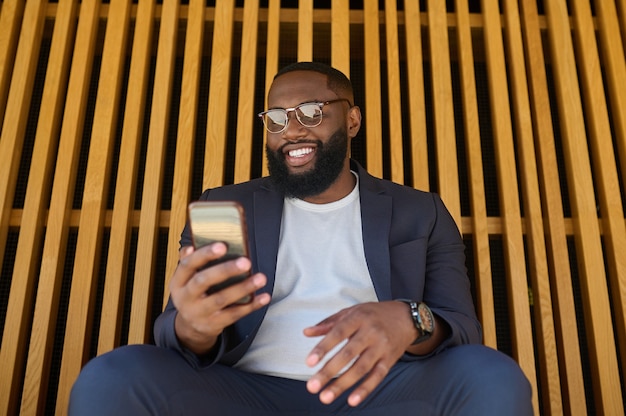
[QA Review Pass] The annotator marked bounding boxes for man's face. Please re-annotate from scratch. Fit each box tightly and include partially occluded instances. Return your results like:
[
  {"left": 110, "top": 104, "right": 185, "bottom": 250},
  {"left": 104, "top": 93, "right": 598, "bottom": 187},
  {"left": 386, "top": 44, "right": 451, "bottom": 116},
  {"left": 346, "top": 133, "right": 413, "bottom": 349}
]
[{"left": 264, "top": 71, "right": 356, "bottom": 199}]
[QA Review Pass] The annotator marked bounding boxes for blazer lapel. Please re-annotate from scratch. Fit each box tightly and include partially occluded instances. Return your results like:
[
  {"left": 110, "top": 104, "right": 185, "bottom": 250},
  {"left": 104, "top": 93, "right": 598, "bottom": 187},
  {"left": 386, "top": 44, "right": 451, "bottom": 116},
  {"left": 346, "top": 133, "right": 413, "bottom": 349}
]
[
  {"left": 252, "top": 183, "right": 284, "bottom": 295},
  {"left": 355, "top": 162, "right": 393, "bottom": 300}
]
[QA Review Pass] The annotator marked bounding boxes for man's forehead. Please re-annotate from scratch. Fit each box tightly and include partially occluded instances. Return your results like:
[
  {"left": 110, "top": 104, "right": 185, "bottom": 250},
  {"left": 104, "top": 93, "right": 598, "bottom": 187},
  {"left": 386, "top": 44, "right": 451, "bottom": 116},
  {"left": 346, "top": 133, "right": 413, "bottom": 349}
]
[{"left": 268, "top": 71, "right": 329, "bottom": 100}]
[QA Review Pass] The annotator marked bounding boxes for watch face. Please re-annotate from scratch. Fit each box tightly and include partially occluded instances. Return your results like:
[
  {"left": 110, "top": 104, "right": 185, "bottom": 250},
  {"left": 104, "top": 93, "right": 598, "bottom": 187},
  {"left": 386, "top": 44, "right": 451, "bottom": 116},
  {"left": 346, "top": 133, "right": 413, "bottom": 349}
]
[{"left": 418, "top": 303, "right": 434, "bottom": 333}]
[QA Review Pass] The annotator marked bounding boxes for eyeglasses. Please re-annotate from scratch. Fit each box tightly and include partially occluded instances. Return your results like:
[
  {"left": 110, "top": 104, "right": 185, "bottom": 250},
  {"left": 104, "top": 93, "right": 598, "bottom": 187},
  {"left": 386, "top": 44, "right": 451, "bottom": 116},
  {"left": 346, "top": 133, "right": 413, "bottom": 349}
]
[{"left": 258, "top": 98, "right": 352, "bottom": 134}]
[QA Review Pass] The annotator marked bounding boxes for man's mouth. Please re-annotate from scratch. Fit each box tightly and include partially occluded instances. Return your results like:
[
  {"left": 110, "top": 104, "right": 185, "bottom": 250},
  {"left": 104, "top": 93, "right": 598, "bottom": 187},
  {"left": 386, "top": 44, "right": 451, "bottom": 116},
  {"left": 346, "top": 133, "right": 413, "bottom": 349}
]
[
  {"left": 287, "top": 147, "right": 314, "bottom": 158},
  {"left": 283, "top": 145, "right": 317, "bottom": 167}
]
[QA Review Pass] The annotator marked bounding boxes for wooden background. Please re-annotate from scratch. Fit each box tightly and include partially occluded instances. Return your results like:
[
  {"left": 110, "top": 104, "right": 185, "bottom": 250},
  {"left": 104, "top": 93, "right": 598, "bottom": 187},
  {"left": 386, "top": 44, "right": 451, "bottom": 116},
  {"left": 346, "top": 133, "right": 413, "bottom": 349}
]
[{"left": 1, "top": 1, "right": 625, "bottom": 414}]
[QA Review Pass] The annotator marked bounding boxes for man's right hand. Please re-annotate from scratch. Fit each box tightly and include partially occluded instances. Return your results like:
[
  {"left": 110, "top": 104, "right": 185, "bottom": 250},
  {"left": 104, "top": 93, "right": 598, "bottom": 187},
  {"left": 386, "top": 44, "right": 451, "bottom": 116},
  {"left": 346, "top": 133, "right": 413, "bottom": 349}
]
[{"left": 169, "top": 242, "right": 271, "bottom": 355}]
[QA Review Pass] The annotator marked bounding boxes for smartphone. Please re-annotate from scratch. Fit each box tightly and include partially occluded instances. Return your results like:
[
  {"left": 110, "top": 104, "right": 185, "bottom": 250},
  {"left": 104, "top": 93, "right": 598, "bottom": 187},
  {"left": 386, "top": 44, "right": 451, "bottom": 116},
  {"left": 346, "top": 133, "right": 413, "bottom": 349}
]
[{"left": 188, "top": 201, "right": 253, "bottom": 304}]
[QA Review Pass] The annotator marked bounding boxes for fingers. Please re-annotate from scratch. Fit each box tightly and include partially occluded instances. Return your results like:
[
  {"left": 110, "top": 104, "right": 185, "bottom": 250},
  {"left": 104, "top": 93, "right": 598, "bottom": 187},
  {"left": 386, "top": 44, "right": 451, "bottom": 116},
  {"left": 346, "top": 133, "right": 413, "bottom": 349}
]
[
  {"left": 305, "top": 303, "right": 407, "bottom": 407},
  {"left": 170, "top": 243, "right": 227, "bottom": 293}
]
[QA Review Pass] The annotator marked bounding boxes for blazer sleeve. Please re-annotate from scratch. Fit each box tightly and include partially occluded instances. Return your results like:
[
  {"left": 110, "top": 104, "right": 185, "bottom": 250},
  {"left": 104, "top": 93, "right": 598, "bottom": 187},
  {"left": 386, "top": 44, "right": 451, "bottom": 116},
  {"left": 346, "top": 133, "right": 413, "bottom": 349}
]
[
  {"left": 407, "top": 193, "right": 482, "bottom": 359},
  {"left": 153, "top": 189, "right": 230, "bottom": 368}
]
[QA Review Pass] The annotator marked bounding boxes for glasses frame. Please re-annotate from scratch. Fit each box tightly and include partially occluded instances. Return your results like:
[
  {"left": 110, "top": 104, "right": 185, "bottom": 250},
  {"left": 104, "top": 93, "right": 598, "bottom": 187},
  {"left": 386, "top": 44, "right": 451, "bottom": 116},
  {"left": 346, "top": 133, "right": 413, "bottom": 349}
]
[{"left": 257, "top": 98, "right": 352, "bottom": 134}]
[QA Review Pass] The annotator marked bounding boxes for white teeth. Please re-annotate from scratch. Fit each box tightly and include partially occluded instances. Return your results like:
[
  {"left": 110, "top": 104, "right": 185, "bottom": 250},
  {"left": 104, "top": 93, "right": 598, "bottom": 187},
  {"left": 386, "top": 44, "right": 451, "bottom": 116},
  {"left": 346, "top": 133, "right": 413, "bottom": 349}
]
[{"left": 288, "top": 148, "right": 313, "bottom": 158}]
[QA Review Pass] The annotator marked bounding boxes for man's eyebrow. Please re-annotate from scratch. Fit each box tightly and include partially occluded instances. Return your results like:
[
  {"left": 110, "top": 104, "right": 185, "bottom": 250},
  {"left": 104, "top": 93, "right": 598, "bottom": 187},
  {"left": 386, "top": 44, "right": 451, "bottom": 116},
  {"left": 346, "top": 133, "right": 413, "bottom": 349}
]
[{"left": 266, "top": 100, "right": 326, "bottom": 110}]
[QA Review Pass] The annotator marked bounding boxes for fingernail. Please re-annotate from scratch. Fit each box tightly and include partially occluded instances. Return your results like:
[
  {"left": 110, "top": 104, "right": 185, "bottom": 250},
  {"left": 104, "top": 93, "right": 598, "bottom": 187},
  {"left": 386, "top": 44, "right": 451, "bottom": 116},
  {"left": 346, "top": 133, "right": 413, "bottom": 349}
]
[
  {"left": 306, "top": 353, "right": 319, "bottom": 367},
  {"left": 307, "top": 378, "right": 321, "bottom": 393},
  {"left": 349, "top": 393, "right": 362, "bottom": 407},
  {"left": 236, "top": 257, "right": 250, "bottom": 269},
  {"left": 320, "top": 390, "right": 335, "bottom": 404}
]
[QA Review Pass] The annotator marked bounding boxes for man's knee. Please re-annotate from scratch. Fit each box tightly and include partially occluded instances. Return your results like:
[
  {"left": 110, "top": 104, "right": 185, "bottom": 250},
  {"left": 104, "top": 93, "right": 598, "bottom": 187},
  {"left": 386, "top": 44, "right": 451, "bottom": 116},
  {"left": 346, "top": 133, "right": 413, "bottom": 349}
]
[
  {"left": 446, "top": 345, "right": 532, "bottom": 414},
  {"left": 69, "top": 345, "right": 171, "bottom": 415}
]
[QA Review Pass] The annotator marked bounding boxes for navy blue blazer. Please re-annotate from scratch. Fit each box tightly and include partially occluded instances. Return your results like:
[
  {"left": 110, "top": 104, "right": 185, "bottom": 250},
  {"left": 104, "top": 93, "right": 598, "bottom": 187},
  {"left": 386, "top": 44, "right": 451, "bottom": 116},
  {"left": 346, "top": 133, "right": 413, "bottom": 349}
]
[{"left": 154, "top": 160, "right": 482, "bottom": 367}]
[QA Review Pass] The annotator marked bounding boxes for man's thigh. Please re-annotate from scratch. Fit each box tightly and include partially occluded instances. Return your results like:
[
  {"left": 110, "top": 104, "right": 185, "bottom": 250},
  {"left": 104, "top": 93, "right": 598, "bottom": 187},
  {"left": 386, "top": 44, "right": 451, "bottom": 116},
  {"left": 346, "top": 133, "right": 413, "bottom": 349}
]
[{"left": 70, "top": 344, "right": 531, "bottom": 415}]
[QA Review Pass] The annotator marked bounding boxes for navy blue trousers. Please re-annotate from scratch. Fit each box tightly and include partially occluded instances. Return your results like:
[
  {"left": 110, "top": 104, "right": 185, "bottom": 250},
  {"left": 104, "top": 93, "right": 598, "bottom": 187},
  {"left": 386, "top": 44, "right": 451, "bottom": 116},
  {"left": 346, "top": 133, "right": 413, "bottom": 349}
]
[{"left": 69, "top": 344, "right": 532, "bottom": 415}]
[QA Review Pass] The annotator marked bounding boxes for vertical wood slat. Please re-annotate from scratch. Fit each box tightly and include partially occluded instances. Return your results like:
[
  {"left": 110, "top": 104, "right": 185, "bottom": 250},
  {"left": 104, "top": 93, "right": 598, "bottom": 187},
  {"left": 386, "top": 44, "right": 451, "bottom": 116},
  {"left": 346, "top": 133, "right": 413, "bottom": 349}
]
[
  {"left": 233, "top": 0, "right": 260, "bottom": 184},
  {"left": 363, "top": 1, "right": 383, "bottom": 177},
  {"left": 0, "top": 0, "right": 62, "bottom": 414},
  {"left": 164, "top": 0, "right": 206, "bottom": 306},
  {"left": 454, "top": 0, "right": 496, "bottom": 350},
  {"left": 544, "top": 0, "right": 623, "bottom": 413},
  {"left": 98, "top": 0, "right": 156, "bottom": 354},
  {"left": 594, "top": 0, "right": 626, "bottom": 367},
  {"left": 260, "top": 0, "right": 280, "bottom": 178},
  {"left": 383, "top": 0, "right": 404, "bottom": 184},
  {"left": 502, "top": 2, "right": 561, "bottom": 413},
  {"left": 480, "top": 1, "right": 538, "bottom": 413},
  {"left": 597, "top": 0, "right": 626, "bottom": 187},
  {"left": 427, "top": 0, "right": 461, "bottom": 225},
  {"left": 20, "top": 1, "right": 101, "bottom": 414},
  {"left": 128, "top": 0, "right": 180, "bottom": 345},
  {"left": 15, "top": 1, "right": 78, "bottom": 414},
  {"left": 571, "top": 0, "right": 626, "bottom": 397},
  {"left": 55, "top": 1, "right": 132, "bottom": 413},
  {"left": 403, "top": 1, "right": 429, "bottom": 191},
  {"left": 0, "top": 0, "right": 45, "bottom": 290},
  {"left": 297, "top": 0, "right": 313, "bottom": 62},
  {"left": 204, "top": 0, "right": 234, "bottom": 189},
  {"left": 330, "top": 0, "right": 350, "bottom": 76},
  {"left": 619, "top": 0, "right": 626, "bottom": 50},
  {"left": 518, "top": 2, "right": 586, "bottom": 413},
  {"left": 0, "top": 0, "right": 25, "bottom": 129}
]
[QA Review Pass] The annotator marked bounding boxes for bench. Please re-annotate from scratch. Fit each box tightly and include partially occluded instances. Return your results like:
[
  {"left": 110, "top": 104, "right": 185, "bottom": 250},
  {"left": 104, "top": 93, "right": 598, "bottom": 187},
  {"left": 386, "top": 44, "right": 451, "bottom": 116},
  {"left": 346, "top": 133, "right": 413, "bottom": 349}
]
[{"left": 1, "top": 1, "right": 625, "bottom": 414}]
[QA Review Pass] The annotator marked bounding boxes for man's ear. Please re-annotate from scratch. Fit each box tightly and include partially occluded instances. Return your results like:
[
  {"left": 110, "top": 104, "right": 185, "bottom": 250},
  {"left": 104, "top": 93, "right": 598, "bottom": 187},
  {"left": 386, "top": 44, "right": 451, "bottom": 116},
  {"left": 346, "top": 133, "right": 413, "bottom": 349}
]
[{"left": 347, "top": 105, "right": 362, "bottom": 138}]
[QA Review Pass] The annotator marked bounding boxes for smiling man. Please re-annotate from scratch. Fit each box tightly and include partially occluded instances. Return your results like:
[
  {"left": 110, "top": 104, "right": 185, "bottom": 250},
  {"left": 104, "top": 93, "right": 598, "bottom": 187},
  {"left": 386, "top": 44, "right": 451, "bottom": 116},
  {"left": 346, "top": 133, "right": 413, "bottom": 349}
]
[{"left": 69, "top": 62, "right": 532, "bottom": 415}]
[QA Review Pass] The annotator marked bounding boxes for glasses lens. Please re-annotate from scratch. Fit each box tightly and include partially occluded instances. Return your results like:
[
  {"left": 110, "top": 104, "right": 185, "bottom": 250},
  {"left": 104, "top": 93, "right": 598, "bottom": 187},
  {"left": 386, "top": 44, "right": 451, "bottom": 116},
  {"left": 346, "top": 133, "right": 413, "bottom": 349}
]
[
  {"left": 296, "top": 103, "right": 323, "bottom": 127},
  {"left": 263, "top": 110, "right": 288, "bottom": 133}
]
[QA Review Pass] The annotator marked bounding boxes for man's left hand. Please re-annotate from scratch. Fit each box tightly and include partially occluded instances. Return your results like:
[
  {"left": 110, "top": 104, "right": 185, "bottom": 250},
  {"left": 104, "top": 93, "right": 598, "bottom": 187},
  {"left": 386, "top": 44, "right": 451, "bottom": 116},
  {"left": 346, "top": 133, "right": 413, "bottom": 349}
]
[{"left": 303, "top": 301, "right": 418, "bottom": 407}]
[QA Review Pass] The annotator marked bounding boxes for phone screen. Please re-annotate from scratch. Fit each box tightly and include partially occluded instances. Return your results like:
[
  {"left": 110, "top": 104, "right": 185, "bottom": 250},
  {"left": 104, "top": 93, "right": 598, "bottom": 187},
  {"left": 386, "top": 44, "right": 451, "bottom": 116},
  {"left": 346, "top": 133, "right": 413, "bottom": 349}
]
[{"left": 188, "top": 201, "right": 252, "bottom": 304}]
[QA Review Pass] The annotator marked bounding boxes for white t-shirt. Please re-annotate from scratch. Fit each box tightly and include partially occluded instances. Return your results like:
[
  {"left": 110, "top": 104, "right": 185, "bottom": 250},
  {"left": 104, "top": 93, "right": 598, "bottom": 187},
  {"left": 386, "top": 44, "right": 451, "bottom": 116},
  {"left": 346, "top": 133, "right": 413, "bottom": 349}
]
[{"left": 234, "top": 173, "right": 378, "bottom": 380}]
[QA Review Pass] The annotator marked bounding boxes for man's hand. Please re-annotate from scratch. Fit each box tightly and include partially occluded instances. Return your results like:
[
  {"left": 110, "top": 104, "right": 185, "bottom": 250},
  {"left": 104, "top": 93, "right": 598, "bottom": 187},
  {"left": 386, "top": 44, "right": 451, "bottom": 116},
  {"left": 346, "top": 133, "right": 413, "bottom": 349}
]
[
  {"left": 303, "top": 301, "right": 417, "bottom": 407},
  {"left": 170, "top": 243, "right": 271, "bottom": 355}
]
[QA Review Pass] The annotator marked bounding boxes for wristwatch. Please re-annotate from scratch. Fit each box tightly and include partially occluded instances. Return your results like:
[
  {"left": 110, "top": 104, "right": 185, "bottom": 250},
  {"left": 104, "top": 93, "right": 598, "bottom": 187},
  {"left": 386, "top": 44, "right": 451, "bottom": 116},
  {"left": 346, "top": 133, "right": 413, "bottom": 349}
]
[{"left": 396, "top": 299, "right": 435, "bottom": 344}]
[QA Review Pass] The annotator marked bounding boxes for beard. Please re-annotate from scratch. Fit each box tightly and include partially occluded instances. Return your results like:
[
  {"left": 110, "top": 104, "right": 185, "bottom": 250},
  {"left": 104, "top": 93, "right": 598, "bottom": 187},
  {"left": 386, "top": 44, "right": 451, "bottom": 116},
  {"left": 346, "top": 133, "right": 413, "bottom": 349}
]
[{"left": 266, "top": 128, "right": 349, "bottom": 199}]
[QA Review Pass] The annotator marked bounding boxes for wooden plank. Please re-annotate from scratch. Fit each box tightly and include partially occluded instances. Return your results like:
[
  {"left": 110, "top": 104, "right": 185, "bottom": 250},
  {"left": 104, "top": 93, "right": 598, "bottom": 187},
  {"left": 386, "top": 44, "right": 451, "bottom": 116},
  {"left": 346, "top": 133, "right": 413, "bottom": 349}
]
[
  {"left": 0, "top": 0, "right": 25, "bottom": 128},
  {"left": 570, "top": 0, "right": 626, "bottom": 401},
  {"left": 544, "top": 0, "right": 623, "bottom": 413},
  {"left": 16, "top": 1, "right": 79, "bottom": 414},
  {"left": 21, "top": 1, "right": 100, "bottom": 413},
  {"left": 260, "top": 0, "right": 280, "bottom": 178},
  {"left": 520, "top": 2, "right": 587, "bottom": 415},
  {"left": 618, "top": 0, "right": 626, "bottom": 51},
  {"left": 480, "top": 1, "right": 538, "bottom": 413},
  {"left": 502, "top": 2, "right": 561, "bottom": 413},
  {"left": 128, "top": 0, "right": 179, "bottom": 345},
  {"left": 97, "top": 0, "right": 156, "bottom": 354},
  {"left": 454, "top": 0, "right": 496, "bottom": 350},
  {"left": 0, "top": 0, "right": 60, "bottom": 413},
  {"left": 330, "top": 0, "right": 349, "bottom": 76},
  {"left": 297, "top": 0, "right": 313, "bottom": 62},
  {"left": 519, "top": 1, "right": 587, "bottom": 413},
  {"left": 427, "top": 0, "right": 460, "bottom": 224},
  {"left": 0, "top": 0, "right": 45, "bottom": 295},
  {"left": 164, "top": 0, "right": 205, "bottom": 306},
  {"left": 204, "top": 0, "right": 234, "bottom": 189},
  {"left": 383, "top": 0, "right": 404, "bottom": 184},
  {"left": 403, "top": 1, "right": 429, "bottom": 191},
  {"left": 363, "top": 1, "right": 382, "bottom": 177},
  {"left": 233, "top": 0, "right": 259, "bottom": 184},
  {"left": 55, "top": 0, "right": 132, "bottom": 412},
  {"left": 594, "top": 0, "right": 626, "bottom": 368}
]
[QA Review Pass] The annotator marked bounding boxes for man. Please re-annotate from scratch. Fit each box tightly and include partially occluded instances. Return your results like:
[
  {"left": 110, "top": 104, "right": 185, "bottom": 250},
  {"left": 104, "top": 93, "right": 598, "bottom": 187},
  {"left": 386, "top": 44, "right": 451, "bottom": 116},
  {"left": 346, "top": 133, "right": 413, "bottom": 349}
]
[{"left": 70, "top": 62, "right": 532, "bottom": 415}]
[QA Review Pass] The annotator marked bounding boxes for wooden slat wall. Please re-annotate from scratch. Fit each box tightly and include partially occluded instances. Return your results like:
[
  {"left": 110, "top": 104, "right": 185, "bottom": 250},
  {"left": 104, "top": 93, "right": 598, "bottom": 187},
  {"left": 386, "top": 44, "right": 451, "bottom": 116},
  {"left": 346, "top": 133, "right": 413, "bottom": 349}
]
[{"left": 1, "top": 2, "right": 625, "bottom": 415}]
